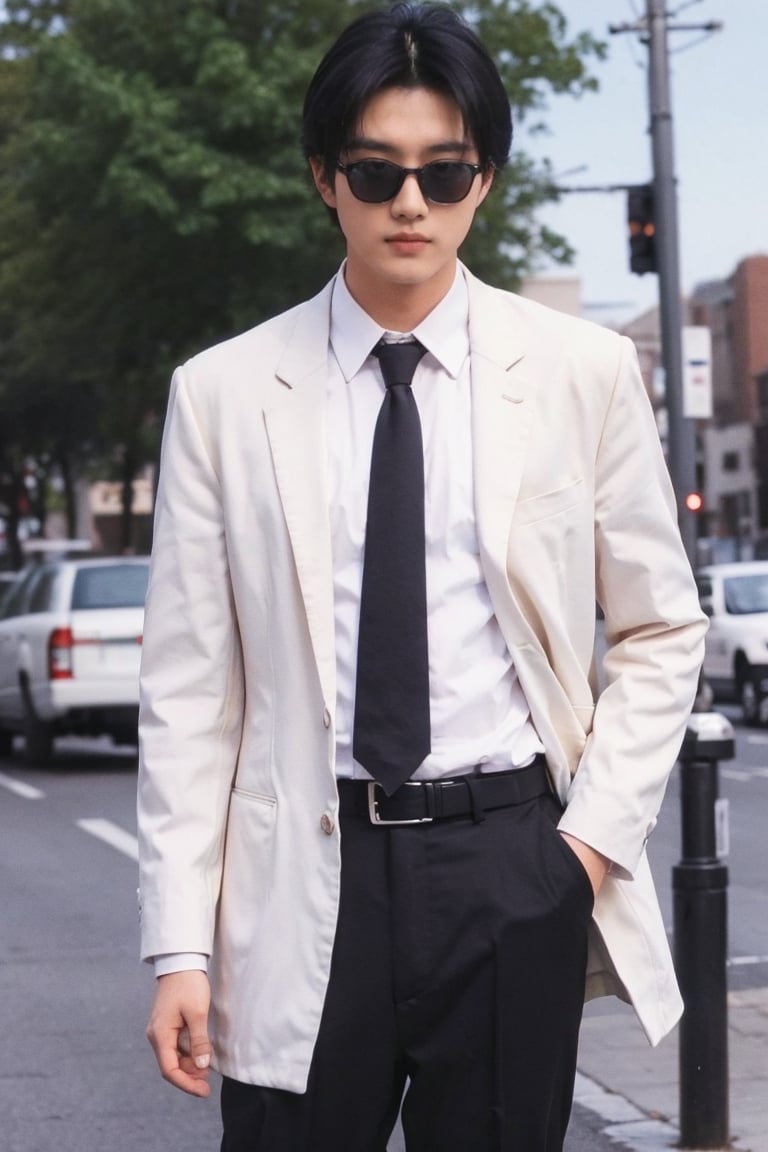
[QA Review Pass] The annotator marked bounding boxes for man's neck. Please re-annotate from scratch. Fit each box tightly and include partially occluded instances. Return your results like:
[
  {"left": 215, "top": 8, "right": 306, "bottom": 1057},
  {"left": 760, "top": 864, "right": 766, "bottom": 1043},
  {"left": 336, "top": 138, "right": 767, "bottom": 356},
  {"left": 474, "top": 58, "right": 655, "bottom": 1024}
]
[{"left": 343, "top": 262, "right": 457, "bottom": 332}]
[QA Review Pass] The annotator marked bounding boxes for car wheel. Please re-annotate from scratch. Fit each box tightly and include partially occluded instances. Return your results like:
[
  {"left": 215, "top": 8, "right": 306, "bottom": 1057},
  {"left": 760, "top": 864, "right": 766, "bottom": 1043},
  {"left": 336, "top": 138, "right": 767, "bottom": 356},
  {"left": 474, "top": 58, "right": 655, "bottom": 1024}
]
[
  {"left": 22, "top": 698, "right": 54, "bottom": 766},
  {"left": 739, "top": 669, "right": 762, "bottom": 727}
]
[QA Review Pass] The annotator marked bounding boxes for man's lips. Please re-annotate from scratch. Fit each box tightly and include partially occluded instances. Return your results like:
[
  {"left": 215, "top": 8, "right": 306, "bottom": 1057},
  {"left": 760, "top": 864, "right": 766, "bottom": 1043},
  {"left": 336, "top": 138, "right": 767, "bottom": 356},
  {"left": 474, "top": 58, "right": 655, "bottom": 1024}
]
[{"left": 384, "top": 230, "right": 432, "bottom": 246}]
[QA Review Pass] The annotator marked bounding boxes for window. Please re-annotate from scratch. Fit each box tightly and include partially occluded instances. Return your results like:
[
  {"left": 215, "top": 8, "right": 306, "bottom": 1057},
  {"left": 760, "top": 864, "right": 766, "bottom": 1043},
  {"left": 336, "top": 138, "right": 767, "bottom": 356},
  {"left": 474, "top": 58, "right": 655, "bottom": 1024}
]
[
  {"left": 28, "top": 569, "right": 59, "bottom": 614},
  {"left": 71, "top": 564, "right": 149, "bottom": 610},
  {"left": 695, "top": 576, "right": 713, "bottom": 599},
  {"left": 723, "top": 574, "right": 768, "bottom": 615},
  {"left": 695, "top": 575, "right": 714, "bottom": 616},
  {"left": 722, "top": 451, "right": 740, "bottom": 473},
  {"left": 0, "top": 568, "right": 43, "bottom": 619}
]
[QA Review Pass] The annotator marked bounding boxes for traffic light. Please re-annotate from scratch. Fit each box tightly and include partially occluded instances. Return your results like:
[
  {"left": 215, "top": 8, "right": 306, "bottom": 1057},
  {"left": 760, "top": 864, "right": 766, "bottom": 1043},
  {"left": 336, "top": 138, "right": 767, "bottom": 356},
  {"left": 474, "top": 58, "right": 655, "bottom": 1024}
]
[
  {"left": 628, "top": 184, "right": 656, "bottom": 275},
  {"left": 684, "top": 491, "right": 704, "bottom": 513}
]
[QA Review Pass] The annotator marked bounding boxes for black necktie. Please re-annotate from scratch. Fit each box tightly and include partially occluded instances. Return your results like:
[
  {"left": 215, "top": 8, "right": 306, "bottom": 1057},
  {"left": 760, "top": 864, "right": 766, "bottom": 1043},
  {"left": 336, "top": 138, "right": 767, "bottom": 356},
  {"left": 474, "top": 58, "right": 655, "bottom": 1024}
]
[{"left": 353, "top": 339, "right": 431, "bottom": 795}]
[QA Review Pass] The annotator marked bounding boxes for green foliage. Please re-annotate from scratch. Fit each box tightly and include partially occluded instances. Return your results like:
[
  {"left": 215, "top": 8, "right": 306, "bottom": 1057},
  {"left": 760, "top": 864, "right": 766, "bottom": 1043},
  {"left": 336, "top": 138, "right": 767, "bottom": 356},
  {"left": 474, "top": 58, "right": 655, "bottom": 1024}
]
[{"left": 0, "top": 0, "right": 605, "bottom": 547}]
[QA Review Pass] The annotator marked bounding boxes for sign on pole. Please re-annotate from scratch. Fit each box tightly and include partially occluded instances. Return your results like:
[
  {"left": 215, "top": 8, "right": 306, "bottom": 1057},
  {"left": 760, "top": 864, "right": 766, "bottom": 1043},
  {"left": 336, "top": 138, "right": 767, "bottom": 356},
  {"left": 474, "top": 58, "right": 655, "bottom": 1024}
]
[{"left": 682, "top": 326, "right": 713, "bottom": 419}]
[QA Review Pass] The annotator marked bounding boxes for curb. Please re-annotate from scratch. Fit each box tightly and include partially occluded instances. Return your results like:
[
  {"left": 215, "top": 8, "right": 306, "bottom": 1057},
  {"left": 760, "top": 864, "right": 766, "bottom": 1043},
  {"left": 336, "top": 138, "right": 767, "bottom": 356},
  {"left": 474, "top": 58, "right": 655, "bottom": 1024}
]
[{"left": 574, "top": 1072, "right": 679, "bottom": 1150}]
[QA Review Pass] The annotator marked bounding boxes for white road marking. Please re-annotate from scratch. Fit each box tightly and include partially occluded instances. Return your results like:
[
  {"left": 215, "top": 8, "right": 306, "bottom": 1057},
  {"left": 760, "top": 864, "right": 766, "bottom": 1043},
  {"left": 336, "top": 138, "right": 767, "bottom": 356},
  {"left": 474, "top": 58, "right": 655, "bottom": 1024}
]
[
  {"left": 0, "top": 771, "right": 44, "bottom": 800},
  {"left": 77, "top": 818, "right": 139, "bottom": 862},
  {"left": 728, "top": 954, "right": 768, "bottom": 967},
  {"left": 721, "top": 767, "right": 751, "bottom": 780},
  {"left": 745, "top": 733, "right": 768, "bottom": 744},
  {"left": 721, "top": 765, "right": 768, "bottom": 782}
]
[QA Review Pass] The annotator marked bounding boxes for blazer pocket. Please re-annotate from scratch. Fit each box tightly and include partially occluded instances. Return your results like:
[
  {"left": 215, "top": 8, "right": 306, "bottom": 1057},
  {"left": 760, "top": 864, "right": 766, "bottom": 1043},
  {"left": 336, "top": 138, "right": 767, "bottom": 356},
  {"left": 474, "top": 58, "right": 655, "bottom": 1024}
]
[
  {"left": 231, "top": 786, "right": 277, "bottom": 808},
  {"left": 512, "top": 477, "right": 585, "bottom": 527}
]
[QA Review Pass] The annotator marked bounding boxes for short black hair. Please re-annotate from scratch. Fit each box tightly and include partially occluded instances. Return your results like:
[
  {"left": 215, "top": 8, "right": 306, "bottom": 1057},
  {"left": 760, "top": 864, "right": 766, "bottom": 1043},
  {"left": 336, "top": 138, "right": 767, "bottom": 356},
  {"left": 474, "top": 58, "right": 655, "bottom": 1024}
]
[{"left": 302, "top": 3, "right": 513, "bottom": 179}]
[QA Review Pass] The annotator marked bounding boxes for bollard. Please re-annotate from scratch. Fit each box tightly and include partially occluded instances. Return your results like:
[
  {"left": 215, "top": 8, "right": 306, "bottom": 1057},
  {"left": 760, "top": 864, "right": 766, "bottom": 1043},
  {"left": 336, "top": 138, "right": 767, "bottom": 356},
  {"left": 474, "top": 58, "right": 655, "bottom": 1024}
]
[{"left": 673, "top": 712, "right": 734, "bottom": 1149}]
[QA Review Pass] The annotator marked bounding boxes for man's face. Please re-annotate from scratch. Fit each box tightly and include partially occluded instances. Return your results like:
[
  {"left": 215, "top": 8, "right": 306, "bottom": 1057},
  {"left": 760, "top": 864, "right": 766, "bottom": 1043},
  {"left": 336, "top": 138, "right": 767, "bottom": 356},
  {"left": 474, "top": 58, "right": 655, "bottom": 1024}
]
[{"left": 310, "top": 86, "right": 494, "bottom": 321}]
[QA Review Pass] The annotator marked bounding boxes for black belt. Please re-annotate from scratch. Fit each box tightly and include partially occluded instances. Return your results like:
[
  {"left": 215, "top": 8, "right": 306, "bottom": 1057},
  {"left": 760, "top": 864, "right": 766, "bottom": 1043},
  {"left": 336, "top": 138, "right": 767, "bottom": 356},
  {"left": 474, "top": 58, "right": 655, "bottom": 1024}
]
[{"left": 337, "top": 755, "right": 551, "bottom": 825}]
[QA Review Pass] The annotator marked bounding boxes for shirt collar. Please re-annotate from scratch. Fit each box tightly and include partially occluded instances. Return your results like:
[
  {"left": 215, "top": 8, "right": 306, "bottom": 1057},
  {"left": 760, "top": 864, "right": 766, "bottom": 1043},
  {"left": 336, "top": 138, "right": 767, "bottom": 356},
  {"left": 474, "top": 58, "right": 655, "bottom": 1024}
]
[{"left": 330, "top": 262, "right": 470, "bottom": 381}]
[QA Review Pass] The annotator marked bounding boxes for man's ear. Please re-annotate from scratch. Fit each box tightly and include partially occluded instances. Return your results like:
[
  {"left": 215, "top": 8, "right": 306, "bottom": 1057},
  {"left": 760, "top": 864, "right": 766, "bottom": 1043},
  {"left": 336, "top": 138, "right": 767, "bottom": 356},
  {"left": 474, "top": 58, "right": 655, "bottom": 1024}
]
[
  {"left": 309, "top": 157, "right": 337, "bottom": 209},
  {"left": 476, "top": 166, "right": 495, "bottom": 208}
]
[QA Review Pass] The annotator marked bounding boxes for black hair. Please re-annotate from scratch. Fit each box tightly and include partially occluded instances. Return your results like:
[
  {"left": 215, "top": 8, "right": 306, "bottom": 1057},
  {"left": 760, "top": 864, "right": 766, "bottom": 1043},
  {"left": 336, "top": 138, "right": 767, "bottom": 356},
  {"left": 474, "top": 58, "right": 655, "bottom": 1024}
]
[{"left": 302, "top": 3, "right": 513, "bottom": 181}]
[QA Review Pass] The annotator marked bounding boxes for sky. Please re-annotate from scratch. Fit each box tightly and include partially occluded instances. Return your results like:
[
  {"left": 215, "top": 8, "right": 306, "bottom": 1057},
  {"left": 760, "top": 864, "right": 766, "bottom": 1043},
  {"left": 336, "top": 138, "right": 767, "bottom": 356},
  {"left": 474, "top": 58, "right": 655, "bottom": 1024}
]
[{"left": 523, "top": 0, "right": 768, "bottom": 327}]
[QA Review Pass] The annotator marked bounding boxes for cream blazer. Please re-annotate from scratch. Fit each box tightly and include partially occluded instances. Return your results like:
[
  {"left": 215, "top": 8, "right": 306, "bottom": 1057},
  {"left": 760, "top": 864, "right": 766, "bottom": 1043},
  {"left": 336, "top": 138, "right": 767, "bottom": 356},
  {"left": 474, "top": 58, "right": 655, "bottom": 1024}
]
[{"left": 137, "top": 268, "right": 707, "bottom": 1091}]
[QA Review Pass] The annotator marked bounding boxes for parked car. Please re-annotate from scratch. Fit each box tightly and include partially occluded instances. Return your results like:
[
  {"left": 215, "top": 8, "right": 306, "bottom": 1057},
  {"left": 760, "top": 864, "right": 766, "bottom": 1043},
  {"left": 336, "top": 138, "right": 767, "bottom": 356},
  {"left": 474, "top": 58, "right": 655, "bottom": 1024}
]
[
  {"left": 0, "top": 571, "right": 17, "bottom": 604},
  {"left": 0, "top": 555, "right": 149, "bottom": 763},
  {"left": 695, "top": 561, "right": 768, "bottom": 725}
]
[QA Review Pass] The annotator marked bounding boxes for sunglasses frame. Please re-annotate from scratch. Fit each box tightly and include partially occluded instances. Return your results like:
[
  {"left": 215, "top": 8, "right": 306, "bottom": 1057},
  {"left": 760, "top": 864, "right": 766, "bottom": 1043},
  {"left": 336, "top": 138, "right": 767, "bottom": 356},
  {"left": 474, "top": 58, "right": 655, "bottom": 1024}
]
[{"left": 335, "top": 158, "right": 484, "bottom": 205}]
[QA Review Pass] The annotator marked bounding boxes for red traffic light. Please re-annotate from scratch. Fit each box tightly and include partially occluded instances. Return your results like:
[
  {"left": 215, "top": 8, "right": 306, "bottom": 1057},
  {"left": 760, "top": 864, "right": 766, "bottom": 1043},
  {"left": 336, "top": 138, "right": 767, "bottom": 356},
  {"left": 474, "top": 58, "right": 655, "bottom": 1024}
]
[
  {"left": 684, "top": 492, "right": 704, "bottom": 513},
  {"left": 627, "top": 184, "right": 657, "bottom": 275}
]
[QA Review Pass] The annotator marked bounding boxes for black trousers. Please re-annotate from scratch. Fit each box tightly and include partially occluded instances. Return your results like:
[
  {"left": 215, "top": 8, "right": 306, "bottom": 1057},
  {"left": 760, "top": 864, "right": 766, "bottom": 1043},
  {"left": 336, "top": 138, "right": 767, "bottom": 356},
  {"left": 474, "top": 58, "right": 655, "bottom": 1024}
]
[{"left": 220, "top": 790, "right": 593, "bottom": 1152}]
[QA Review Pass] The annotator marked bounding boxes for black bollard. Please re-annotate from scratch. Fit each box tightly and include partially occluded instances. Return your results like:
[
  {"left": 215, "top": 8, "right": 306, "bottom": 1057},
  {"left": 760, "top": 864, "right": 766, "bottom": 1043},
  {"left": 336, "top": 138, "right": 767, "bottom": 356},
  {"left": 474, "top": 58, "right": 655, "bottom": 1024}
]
[{"left": 673, "top": 713, "right": 734, "bottom": 1149}]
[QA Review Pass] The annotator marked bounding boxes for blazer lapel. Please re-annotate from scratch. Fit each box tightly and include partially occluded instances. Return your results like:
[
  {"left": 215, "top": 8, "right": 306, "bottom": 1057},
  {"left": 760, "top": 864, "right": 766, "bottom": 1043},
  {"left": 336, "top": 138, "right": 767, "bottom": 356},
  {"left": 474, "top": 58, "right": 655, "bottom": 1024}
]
[
  {"left": 264, "top": 284, "right": 337, "bottom": 709},
  {"left": 467, "top": 273, "right": 535, "bottom": 577},
  {"left": 465, "top": 270, "right": 561, "bottom": 681}
]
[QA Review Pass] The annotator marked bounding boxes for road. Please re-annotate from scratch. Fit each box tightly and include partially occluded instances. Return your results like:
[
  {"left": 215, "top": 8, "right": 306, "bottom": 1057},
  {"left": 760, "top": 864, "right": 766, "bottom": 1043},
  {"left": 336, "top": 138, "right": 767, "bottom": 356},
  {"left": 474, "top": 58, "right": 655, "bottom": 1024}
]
[{"left": 1, "top": 712, "right": 765, "bottom": 1152}]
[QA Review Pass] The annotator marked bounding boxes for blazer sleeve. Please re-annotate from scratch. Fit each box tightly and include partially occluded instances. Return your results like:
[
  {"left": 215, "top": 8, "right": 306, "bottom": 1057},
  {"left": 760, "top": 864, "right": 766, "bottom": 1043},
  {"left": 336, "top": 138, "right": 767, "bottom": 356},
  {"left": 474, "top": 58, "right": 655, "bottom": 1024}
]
[
  {"left": 137, "top": 365, "right": 245, "bottom": 961},
  {"left": 557, "top": 334, "right": 708, "bottom": 877}
]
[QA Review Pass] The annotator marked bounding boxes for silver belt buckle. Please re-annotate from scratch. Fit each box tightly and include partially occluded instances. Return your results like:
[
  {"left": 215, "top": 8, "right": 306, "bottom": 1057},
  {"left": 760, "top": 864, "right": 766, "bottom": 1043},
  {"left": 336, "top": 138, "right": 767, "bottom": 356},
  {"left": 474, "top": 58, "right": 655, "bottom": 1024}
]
[{"left": 367, "top": 780, "right": 433, "bottom": 825}]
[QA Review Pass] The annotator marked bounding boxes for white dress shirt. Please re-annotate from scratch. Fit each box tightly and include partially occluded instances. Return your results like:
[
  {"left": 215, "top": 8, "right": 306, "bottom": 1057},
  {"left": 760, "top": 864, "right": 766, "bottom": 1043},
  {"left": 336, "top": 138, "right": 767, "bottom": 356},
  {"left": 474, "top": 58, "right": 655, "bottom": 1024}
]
[
  {"left": 154, "top": 263, "right": 543, "bottom": 976},
  {"left": 328, "top": 265, "right": 543, "bottom": 780}
]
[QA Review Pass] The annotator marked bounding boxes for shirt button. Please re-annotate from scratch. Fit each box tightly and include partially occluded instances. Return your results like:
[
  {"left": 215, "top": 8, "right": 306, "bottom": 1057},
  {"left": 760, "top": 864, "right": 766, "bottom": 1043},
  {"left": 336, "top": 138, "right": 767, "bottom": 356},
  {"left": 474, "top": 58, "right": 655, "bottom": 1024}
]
[
  {"left": 320, "top": 812, "right": 335, "bottom": 836},
  {"left": 323, "top": 708, "right": 332, "bottom": 729}
]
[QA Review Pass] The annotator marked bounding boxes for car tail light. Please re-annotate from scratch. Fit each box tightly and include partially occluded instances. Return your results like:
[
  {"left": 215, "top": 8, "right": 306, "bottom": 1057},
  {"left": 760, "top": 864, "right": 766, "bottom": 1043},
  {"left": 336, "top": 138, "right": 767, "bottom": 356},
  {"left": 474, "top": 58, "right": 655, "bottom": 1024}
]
[{"left": 49, "top": 627, "right": 74, "bottom": 680}]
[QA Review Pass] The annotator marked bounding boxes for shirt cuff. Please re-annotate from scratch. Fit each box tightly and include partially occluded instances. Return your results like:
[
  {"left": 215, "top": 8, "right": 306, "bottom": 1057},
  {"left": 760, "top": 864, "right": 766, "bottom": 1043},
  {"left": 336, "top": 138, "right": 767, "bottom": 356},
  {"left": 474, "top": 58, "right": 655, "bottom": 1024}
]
[{"left": 153, "top": 952, "right": 209, "bottom": 977}]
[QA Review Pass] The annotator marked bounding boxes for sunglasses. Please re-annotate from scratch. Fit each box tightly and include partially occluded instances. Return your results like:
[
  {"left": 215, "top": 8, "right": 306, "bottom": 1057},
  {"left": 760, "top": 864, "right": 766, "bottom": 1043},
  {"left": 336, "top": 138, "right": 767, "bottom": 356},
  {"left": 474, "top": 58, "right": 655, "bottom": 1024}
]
[{"left": 336, "top": 158, "right": 483, "bottom": 204}]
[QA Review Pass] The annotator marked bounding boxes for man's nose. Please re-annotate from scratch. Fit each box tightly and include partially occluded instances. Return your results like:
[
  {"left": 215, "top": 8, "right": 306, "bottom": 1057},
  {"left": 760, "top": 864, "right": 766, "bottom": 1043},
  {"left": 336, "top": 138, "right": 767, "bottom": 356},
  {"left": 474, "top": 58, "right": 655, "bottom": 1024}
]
[{"left": 390, "top": 172, "right": 428, "bottom": 215}]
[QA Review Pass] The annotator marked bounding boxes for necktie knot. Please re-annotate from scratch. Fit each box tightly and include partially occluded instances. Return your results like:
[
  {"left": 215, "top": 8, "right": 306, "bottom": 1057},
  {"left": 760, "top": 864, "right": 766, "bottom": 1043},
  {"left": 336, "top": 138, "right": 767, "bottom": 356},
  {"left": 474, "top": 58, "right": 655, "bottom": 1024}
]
[{"left": 373, "top": 339, "right": 426, "bottom": 389}]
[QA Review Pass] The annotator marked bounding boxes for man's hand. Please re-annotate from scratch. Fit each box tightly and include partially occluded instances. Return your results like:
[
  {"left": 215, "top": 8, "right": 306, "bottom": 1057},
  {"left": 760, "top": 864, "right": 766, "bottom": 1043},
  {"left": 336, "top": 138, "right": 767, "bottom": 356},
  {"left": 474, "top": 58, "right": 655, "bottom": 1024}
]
[
  {"left": 559, "top": 832, "right": 610, "bottom": 899},
  {"left": 146, "top": 969, "right": 212, "bottom": 1097}
]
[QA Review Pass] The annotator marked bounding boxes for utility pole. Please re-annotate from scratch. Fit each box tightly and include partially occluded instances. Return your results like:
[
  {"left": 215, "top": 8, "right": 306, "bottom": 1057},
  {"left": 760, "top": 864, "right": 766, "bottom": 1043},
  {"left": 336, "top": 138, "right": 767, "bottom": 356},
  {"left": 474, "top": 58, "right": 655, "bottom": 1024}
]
[
  {"left": 647, "top": 0, "right": 695, "bottom": 563},
  {"left": 611, "top": 3, "right": 722, "bottom": 567}
]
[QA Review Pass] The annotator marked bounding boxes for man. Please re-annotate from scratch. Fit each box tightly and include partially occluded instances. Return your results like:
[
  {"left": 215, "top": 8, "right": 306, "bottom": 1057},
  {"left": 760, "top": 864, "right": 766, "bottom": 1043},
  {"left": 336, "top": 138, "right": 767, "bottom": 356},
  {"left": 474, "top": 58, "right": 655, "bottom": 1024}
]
[{"left": 137, "top": 4, "right": 707, "bottom": 1149}]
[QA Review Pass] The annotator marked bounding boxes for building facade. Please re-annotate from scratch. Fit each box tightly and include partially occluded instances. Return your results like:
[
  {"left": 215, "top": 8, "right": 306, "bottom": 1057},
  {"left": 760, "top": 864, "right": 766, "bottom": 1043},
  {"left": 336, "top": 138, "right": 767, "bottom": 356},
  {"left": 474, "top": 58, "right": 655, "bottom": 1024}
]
[{"left": 690, "top": 255, "right": 768, "bottom": 538}]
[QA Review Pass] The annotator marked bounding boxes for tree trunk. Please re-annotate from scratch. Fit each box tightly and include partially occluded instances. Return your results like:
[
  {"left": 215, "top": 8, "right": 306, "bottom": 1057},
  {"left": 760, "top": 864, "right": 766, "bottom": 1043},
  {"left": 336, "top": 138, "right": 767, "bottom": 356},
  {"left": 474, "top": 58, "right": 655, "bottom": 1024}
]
[
  {"left": 120, "top": 446, "right": 136, "bottom": 553},
  {"left": 32, "top": 461, "right": 48, "bottom": 533},
  {"left": 3, "top": 469, "right": 26, "bottom": 570},
  {"left": 58, "top": 449, "right": 78, "bottom": 539}
]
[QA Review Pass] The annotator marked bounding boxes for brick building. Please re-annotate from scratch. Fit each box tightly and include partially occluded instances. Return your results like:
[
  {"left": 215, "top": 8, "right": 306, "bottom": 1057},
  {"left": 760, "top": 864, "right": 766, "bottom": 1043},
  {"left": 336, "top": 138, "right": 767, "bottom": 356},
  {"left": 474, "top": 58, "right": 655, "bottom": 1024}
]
[
  {"left": 690, "top": 255, "right": 768, "bottom": 427},
  {"left": 690, "top": 254, "right": 768, "bottom": 535}
]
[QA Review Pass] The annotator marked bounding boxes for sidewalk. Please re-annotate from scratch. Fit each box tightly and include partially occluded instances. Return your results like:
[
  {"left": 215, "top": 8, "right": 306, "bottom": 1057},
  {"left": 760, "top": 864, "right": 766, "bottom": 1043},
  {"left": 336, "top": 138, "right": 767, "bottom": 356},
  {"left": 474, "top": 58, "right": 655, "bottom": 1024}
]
[{"left": 575, "top": 986, "right": 768, "bottom": 1151}]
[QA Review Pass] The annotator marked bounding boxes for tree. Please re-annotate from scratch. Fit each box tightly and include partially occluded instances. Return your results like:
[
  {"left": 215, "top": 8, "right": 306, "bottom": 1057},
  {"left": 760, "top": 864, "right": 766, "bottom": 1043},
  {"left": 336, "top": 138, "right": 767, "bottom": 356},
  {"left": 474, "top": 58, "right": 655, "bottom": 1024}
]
[{"left": 0, "top": 0, "right": 605, "bottom": 552}]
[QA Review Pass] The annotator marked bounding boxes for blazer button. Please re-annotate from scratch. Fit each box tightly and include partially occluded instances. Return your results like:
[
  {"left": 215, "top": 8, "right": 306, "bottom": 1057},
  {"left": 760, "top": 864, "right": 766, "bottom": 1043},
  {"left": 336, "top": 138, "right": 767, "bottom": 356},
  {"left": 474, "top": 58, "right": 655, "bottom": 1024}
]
[
  {"left": 323, "top": 708, "right": 332, "bottom": 729},
  {"left": 320, "top": 812, "right": 335, "bottom": 836}
]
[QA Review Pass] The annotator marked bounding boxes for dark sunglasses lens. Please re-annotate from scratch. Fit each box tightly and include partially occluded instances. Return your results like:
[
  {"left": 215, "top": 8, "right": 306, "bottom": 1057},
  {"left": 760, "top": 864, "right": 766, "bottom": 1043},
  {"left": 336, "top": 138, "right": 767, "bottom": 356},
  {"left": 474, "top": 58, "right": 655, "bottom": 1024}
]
[
  {"left": 346, "top": 161, "right": 401, "bottom": 203},
  {"left": 421, "top": 162, "right": 476, "bottom": 203}
]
